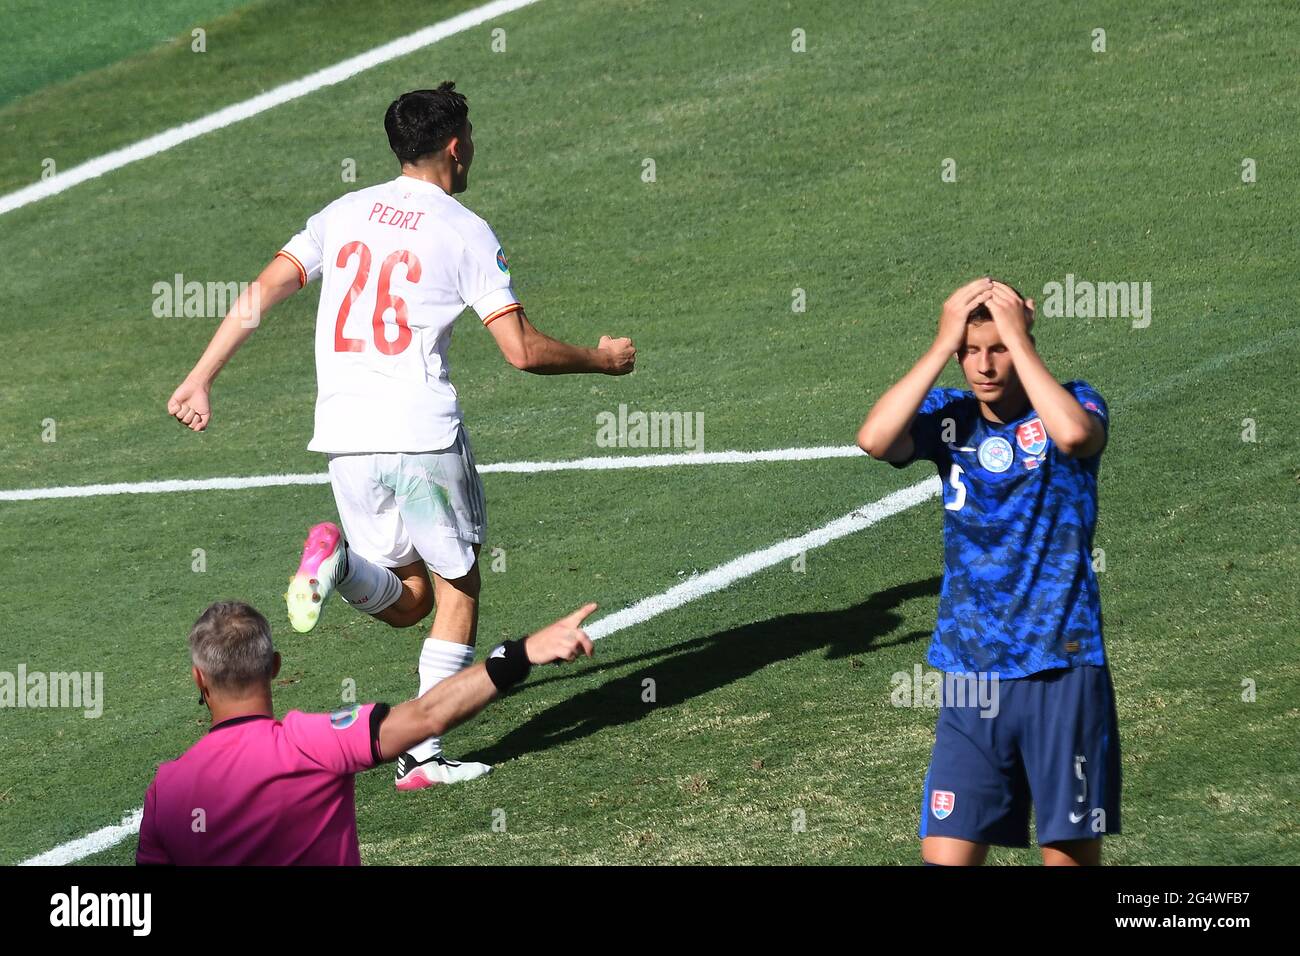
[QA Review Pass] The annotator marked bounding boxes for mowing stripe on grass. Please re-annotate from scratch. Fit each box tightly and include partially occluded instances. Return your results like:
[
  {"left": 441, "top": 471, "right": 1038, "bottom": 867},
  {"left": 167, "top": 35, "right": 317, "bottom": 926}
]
[
  {"left": 15, "top": 475, "right": 936, "bottom": 865},
  {"left": 0, "top": 0, "right": 542, "bottom": 217},
  {"left": 0, "top": 445, "right": 866, "bottom": 502}
]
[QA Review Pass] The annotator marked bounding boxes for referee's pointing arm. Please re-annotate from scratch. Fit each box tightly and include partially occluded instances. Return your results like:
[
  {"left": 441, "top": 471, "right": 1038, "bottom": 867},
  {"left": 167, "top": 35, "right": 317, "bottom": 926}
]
[{"left": 375, "top": 603, "right": 597, "bottom": 761}]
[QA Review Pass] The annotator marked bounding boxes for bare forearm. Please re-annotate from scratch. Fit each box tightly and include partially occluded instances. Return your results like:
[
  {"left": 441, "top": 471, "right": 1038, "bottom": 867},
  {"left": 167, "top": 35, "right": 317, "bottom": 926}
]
[
  {"left": 858, "top": 343, "right": 950, "bottom": 457},
  {"left": 379, "top": 664, "right": 498, "bottom": 759},
  {"left": 1002, "top": 332, "right": 1096, "bottom": 451},
  {"left": 186, "top": 264, "right": 299, "bottom": 384},
  {"left": 516, "top": 330, "right": 609, "bottom": 374},
  {"left": 186, "top": 290, "right": 264, "bottom": 384},
  {"left": 490, "top": 311, "right": 634, "bottom": 375},
  {"left": 375, "top": 604, "right": 598, "bottom": 762}
]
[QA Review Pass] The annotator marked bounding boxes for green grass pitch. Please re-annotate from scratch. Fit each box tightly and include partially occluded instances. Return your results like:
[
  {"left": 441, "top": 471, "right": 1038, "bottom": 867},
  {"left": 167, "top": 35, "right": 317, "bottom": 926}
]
[{"left": 0, "top": 0, "right": 1297, "bottom": 865}]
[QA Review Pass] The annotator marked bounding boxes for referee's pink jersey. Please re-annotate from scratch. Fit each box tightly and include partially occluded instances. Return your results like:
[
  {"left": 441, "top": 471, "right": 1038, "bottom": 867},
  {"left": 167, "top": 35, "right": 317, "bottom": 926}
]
[{"left": 137, "top": 703, "right": 386, "bottom": 865}]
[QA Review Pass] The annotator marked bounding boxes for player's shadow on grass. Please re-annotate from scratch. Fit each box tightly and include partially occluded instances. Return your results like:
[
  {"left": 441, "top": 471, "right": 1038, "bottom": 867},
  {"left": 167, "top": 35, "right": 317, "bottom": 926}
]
[{"left": 466, "top": 576, "right": 940, "bottom": 765}]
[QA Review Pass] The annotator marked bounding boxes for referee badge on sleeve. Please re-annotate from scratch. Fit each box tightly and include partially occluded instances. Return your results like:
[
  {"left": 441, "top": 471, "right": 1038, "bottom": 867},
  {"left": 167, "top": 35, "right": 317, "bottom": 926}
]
[{"left": 329, "top": 705, "right": 361, "bottom": 730}]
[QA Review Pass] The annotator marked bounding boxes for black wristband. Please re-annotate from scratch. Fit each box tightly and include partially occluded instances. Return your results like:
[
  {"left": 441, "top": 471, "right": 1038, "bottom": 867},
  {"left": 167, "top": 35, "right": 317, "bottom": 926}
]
[
  {"left": 485, "top": 637, "right": 532, "bottom": 692},
  {"left": 368, "top": 702, "right": 391, "bottom": 765}
]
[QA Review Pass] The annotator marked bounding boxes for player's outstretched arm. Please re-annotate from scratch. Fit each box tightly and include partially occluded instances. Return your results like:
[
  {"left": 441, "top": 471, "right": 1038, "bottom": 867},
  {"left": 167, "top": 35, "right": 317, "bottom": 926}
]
[
  {"left": 487, "top": 308, "right": 635, "bottom": 375},
  {"left": 165, "top": 255, "right": 303, "bottom": 431},
  {"left": 376, "top": 603, "right": 597, "bottom": 761},
  {"left": 985, "top": 281, "right": 1105, "bottom": 458},
  {"left": 858, "top": 277, "right": 994, "bottom": 461}
]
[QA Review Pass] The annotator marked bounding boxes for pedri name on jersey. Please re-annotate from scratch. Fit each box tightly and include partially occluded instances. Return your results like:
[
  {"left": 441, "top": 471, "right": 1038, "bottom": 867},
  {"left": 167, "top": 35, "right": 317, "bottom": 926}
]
[{"left": 367, "top": 202, "right": 425, "bottom": 231}]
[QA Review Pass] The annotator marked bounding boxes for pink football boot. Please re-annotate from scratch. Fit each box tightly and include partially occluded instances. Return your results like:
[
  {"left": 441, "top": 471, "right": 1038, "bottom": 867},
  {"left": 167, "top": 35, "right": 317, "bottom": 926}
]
[{"left": 286, "top": 522, "right": 347, "bottom": 633}]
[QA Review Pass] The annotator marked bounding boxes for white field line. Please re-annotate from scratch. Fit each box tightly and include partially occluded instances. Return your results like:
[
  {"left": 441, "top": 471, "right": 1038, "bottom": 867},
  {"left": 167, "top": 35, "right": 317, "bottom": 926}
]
[
  {"left": 0, "top": 0, "right": 543, "bottom": 217},
  {"left": 16, "top": 476, "right": 938, "bottom": 865},
  {"left": 19, "top": 808, "right": 144, "bottom": 867},
  {"left": 0, "top": 445, "right": 866, "bottom": 502},
  {"left": 585, "top": 477, "right": 938, "bottom": 640}
]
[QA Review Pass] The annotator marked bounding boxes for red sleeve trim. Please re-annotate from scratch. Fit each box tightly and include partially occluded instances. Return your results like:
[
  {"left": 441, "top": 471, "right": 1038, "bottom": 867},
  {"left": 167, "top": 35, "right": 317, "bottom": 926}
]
[
  {"left": 482, "top": 302, "right": 523, "bottom": 327},
  {"left": 276, "top": 250, "right": 308, "bottom": 288}
]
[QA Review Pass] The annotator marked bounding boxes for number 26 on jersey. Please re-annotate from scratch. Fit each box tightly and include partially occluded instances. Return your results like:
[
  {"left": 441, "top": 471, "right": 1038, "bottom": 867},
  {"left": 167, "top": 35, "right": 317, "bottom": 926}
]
[{"left": 333, "top": 240, "right": 419, "bottom": 355}]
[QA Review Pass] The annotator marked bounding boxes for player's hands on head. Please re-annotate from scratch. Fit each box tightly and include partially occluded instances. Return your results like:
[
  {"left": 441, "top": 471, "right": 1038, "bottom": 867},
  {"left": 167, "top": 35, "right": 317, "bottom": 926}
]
[
  {"left": 524, "top": 603, "right": 597, "bottom": 664},
  {"left": 167, "top": 379, "right": 212, "bottom": 432},
  {"left": 986, "top": 281, "right": 1035, "bottom": 338},
  {"left": 597, "top": 335, "right": 636, "bottom": 375},
  {"left": 937, "top": 277, "right": 994, "bottom": 353}
]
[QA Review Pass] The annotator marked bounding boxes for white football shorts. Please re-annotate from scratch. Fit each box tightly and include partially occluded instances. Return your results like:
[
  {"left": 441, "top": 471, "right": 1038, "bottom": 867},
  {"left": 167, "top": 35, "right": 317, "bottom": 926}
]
[{"left": 325, "top": 425, "right": 486, "bottom": 580}]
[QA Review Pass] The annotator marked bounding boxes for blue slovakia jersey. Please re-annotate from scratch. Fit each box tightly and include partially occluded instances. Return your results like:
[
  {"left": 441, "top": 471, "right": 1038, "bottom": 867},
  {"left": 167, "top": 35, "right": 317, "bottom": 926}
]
[{"left": 897, "top": 380, "right": 1109, "bottom": 678}]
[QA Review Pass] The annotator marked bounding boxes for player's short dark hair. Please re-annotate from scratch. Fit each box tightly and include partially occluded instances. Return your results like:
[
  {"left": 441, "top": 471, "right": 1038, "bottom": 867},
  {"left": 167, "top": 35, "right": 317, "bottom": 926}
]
[
  {"left": 967, "top": 279, "right": 1026, "bottom": 324},
  {"left": 384, "top": 82, "right": 469, "bottom": 164},
  {"left": 188, "top": 601, "right": 275, "bottom": 692}
]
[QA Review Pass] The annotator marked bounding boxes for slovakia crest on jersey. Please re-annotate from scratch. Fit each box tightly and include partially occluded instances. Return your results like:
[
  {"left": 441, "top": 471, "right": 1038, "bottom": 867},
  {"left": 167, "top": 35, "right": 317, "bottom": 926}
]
[
  {"left": 977, "top": 436, "right": 1014, "bottom": 473},
  {"left": 931, "top": 789, "right": 955, "bottom": 820},
  {"left": 1016, "top": 418, "right": 1048, "bottom": 456}
]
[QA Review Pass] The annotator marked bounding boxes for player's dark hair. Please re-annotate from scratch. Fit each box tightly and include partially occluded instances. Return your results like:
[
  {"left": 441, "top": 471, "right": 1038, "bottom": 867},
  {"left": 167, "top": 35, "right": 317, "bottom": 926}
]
[
  {"left": 188, "top": 601, "right": 276, "bottom": 692},
  {"left": 384, "top": 82, "right": 469, "bottom": 164}
]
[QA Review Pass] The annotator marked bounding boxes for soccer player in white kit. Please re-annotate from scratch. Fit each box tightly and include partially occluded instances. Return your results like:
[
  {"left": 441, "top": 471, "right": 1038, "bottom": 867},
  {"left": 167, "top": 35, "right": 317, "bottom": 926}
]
[{"left": 167, "top": 83, "right": 636, "bottom": 788}]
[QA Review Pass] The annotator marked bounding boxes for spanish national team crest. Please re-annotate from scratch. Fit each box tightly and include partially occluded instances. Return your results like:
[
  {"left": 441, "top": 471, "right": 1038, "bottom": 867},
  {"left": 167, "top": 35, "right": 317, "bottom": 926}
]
[
  {"left": 329, "top": 705, "right": 361, "bottom": 730},
  {"left": 495, "top": 247, "right": 509, "bottom": 273},
  {"left": 977, "top": 436, "right": 1014, "bottom": 473},
  {"left": 931, "top": 789, "right": 955, "bottom": 820},
  {"left": 1016, "top": 417, "right": 1048, "bottom": 456}
]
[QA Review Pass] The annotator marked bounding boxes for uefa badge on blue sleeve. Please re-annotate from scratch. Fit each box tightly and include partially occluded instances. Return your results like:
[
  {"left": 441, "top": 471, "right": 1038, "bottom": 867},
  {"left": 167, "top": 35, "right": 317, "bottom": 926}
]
[{"left": 329, "top": 704, "right": 361, "bottom": 730}]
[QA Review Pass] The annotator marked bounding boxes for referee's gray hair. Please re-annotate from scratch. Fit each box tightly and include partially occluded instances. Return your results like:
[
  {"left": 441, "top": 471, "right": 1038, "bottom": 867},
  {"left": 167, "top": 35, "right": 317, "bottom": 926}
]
[{"left": 188, "top": 601, "right": 276, "bottom": 692}]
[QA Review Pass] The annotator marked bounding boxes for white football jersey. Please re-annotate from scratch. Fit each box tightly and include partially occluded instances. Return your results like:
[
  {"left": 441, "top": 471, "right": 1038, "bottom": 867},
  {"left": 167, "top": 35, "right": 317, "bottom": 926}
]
[{"left": 278, "top": 175, "right": 520, "bottom": 454}]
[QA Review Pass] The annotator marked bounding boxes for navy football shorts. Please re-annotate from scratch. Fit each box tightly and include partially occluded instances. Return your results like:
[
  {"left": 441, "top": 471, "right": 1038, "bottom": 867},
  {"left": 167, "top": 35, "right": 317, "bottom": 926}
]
[{"left": 919, "top": 664, "right": 1121, "bottom": 847}]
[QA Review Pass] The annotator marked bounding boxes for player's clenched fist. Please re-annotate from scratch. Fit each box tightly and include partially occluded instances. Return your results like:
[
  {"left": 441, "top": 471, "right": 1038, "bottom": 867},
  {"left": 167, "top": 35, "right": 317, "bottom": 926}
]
[
  {"left": 936, "top": 276, "right": 994, "bottom": 354},
  {"left": 524, "top": 602, "right": 598, "bottom": 664},
  {"left": 597, "top": 335, "right": 636, "bottom": 375},
  {"left": 167, "top": 379, "right": 212, "bottom": 432}
]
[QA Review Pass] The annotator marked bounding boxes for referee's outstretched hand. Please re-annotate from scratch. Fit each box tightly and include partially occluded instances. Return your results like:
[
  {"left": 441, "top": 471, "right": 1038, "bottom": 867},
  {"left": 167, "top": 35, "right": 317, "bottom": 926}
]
[{"left": 525, "top": 603, "right": 598, "bottom": 664}]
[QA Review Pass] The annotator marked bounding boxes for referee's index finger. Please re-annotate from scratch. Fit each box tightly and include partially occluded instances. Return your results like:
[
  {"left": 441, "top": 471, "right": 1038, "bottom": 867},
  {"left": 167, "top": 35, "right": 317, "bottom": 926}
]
[{"left": 562, "top": 602, "right": 599, "bottom": 626}]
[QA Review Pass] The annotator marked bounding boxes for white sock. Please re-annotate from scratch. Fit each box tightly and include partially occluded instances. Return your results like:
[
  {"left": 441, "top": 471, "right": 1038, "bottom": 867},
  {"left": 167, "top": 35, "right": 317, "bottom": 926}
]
[
  {"left": 336, "top": 546, "right": 403, "bottom": 614},
  {"left": 406, "top": 638, "right": 475, "bottom": 762}
]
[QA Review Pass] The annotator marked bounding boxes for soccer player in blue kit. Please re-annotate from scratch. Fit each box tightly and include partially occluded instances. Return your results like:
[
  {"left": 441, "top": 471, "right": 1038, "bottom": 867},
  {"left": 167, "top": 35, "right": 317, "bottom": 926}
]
[{"left": 857, "top": 277, "right": 1120, "bottom": 865}]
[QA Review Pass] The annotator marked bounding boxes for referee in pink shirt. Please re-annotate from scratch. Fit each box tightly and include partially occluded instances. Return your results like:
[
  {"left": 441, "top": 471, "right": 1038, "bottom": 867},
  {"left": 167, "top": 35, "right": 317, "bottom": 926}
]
[{"left": 137, "top": 600, "right": 595, "bottom": 865}]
